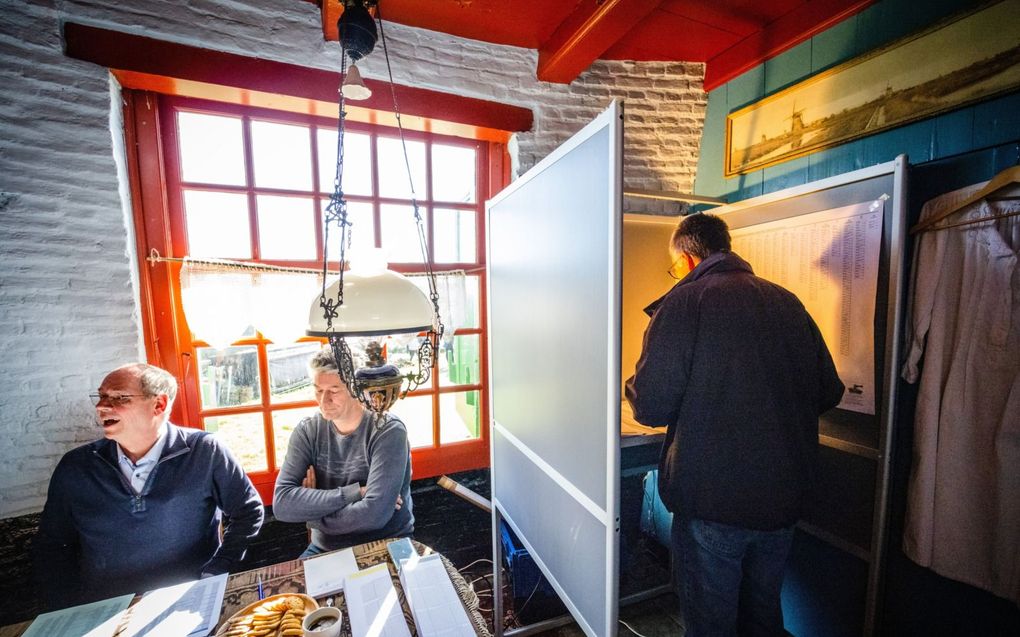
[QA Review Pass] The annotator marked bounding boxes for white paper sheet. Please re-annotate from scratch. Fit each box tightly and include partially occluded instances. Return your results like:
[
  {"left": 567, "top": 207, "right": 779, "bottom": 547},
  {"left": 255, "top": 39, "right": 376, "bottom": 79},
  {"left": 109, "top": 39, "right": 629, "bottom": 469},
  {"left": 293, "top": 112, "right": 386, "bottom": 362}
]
[
  {"left": 303, "top": 547, "right": 359, "bottom": 597},
  {"left": 344, "top": 564, "right": 412, "bottom": 637},
  {"left": 399, "top": 554, "right": 474, "bottom": 637},
  {"left": 21, "top": 594, "right": 133, "bottom": 637},
  {"left": 120, "top": 573, "right": 228, "bottom": 637},
  {"left": 731, "top": 201, "right": 883, "bottom": 414}
]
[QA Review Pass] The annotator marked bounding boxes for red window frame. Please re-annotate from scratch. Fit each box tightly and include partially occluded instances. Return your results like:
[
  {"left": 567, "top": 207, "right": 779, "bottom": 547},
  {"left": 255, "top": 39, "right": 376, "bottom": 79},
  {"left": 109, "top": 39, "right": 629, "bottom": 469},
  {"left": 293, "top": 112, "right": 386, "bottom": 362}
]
[{"left": 123, "top": 90, "right": 506, "bottom": 502}]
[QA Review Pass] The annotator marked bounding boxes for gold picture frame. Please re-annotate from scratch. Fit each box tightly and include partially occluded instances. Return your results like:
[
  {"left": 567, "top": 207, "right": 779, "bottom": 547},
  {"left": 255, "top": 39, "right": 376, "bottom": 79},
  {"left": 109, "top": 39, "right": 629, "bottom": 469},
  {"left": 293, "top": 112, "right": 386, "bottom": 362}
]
[{"left": 724, "top": 0, "right": 1020, "bottom": 176}]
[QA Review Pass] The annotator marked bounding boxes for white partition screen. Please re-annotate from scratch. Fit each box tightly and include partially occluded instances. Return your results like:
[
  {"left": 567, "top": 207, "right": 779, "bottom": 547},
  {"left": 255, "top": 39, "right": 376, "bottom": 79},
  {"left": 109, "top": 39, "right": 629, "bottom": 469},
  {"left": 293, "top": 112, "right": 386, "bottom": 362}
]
[{"left": 487, "top": 102, "right": 623, "bottom": 636}]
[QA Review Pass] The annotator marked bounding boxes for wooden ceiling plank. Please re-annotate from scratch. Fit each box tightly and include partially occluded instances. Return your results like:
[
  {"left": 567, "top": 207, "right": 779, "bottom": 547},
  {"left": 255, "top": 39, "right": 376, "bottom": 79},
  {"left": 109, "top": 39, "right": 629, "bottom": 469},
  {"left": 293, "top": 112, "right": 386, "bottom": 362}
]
[
  {"left": 537, "top": 0, "right": 664, "bottom": 84},
  {"left": 703, "top": 0, "right": 875, "bottom": 91},
  {"left": 62, "top": 21, "right": 533, "bottom": 133},
  {"left": 322, "top": 0, "right": 342, "bottom": 42}
]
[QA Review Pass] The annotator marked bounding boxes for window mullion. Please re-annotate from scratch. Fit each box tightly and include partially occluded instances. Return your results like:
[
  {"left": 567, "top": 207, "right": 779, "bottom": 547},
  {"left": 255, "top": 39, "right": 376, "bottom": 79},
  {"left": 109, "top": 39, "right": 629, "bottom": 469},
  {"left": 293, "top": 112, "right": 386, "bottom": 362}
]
[{"left": 241, "top": 115, "right": 261, "bottom": 261}]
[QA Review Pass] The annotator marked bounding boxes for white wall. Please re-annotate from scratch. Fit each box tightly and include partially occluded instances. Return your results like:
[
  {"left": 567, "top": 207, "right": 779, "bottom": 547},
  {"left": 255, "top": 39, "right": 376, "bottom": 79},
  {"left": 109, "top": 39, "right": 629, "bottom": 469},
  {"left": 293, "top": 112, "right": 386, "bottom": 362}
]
[{"left": 0, "top": 0, "right": 706, "bottom": 518}]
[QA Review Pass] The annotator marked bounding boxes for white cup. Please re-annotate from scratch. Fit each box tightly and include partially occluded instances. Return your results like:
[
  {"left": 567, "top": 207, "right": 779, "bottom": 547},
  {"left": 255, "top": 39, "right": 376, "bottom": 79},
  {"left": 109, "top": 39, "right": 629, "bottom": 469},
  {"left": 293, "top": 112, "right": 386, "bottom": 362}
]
[{"left": 303, "top": 606, "right": 343, "bottom": 637}]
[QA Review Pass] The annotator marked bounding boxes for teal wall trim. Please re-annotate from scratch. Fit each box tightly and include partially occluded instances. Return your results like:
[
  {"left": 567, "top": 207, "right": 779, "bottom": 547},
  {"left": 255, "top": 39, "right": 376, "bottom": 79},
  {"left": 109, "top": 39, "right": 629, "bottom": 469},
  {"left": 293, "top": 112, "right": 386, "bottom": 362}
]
[{"left": 694, "top": 0, "right": 1016, "bottom": 202}]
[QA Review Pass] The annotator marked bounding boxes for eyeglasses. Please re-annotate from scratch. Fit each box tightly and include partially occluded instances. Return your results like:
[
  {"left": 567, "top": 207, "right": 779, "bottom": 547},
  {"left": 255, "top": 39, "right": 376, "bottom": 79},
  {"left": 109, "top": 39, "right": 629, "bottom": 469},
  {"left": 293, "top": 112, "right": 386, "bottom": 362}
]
[
  {"left": 667, "top": 256, "right": 687, "bottom": 280},
  {"left": 89, "top": 393, "right": 148, "bottom": 407}
]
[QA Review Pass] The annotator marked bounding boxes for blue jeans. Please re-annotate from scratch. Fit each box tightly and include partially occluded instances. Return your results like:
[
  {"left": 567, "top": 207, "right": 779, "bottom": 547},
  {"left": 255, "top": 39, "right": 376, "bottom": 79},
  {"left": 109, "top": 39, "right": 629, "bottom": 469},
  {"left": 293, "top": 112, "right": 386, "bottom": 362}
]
[
  {"left": 299, "top": 542, "right": 326, "bottom": 559},
  {"left": 672, "top": 516, "right": 794, "bottom": 637}
]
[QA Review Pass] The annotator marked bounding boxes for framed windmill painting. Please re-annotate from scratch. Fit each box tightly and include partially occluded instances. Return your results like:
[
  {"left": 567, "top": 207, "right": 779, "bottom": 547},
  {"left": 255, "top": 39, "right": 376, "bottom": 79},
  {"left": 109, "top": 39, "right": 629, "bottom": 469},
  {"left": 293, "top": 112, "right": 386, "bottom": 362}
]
[{"left": 724, "top": 0, "right": 1020, "bottom": 176}]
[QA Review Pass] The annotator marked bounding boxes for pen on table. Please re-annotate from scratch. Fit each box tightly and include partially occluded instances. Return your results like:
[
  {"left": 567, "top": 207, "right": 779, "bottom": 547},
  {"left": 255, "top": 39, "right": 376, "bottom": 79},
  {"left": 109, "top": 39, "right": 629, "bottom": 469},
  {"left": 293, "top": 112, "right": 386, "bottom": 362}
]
[{"left": 257, "top": 575, "right": 264, "bottom": 600}]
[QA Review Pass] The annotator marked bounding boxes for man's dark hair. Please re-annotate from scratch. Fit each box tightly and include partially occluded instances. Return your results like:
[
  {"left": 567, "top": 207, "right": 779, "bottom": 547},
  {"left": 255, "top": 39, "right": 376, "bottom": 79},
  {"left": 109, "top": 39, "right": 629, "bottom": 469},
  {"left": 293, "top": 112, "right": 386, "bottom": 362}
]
[{"left": 670, "top": 213, "right": 731, "bottom": 260}]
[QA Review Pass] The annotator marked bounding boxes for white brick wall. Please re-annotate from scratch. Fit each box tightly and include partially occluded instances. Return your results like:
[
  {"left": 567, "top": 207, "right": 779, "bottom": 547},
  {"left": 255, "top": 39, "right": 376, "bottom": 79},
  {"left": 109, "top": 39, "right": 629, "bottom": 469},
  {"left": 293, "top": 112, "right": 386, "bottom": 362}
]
[{"left": 0, "top": 0, "right": 705, "bottom": 517}]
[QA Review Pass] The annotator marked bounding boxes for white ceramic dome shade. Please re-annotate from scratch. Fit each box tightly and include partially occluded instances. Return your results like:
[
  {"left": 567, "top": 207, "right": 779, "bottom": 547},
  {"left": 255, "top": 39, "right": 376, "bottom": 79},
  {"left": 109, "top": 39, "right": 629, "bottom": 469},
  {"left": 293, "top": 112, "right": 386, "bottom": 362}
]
[{"left": 307, "top": 270, "right": 434, "bottom": 337}]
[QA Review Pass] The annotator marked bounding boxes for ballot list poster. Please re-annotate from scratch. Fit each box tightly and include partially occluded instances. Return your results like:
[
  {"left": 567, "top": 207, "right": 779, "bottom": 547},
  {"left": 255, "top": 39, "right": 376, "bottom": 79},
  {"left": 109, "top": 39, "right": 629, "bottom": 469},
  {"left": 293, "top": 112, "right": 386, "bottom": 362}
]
[{"left": 730, "top": 201, "right": 882, "bottom": 414}]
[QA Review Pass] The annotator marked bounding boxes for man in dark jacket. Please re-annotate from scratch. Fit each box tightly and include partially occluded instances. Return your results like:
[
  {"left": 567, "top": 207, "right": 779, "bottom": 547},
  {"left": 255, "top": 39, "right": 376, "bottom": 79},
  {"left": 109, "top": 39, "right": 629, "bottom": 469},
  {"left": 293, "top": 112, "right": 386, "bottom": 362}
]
[
  {"left": 626, "top": 214, "right": 844, "bottom": 637},
  {"left": 34, "top": 363, "right": 264, "bottom": 609}
]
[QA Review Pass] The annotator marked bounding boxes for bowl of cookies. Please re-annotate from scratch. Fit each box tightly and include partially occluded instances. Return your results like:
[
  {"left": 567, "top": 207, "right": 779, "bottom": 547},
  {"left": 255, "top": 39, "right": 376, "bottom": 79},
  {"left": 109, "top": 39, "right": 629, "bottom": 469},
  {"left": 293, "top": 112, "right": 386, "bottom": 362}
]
[{"left": 215, "top": 593, "right": 317, "bottom": 637}]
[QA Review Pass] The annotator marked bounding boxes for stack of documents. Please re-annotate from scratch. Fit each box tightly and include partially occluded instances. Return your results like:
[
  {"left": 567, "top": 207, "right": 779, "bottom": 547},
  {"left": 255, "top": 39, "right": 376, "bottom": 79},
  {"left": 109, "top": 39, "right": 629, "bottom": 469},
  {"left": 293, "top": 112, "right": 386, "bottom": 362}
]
[
  {"left": 302, "top": 547, "right": 359, "bottom": 597},
  {"left": 399, "top": 554, "right": 474, "bottom": 637},
  {"left": 21, "top": 595, "right": 132, "bottom": 637},
  {"left": 344, "top": 564, "right": 411, "bottom": 637},
  {"left": 121, "top": 573, "right": 228, "bottom": 637}
]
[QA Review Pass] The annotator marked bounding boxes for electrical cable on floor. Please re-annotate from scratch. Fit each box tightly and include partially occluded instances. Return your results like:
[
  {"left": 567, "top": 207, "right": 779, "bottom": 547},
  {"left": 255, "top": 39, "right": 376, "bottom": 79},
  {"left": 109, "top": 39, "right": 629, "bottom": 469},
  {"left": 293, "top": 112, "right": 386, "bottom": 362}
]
[
  {"left": 458, "top": 558, "right": 493, "bottom": 572},
  {"left": 470, "top": 575, "right": 491, "bottom": 588},
  {"left": 511, "top": 575, "right": 544, "bottom": 621},
  {"left": 619, "top": 619, "right": 651, "bottom": 637}
]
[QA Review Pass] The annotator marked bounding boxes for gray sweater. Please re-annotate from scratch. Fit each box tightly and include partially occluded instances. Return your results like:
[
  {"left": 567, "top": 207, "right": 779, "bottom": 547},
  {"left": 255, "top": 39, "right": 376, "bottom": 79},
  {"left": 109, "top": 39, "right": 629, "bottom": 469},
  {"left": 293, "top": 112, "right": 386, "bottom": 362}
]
[{"left": 272, "top": 411, "right": 413, "bottom": 550}]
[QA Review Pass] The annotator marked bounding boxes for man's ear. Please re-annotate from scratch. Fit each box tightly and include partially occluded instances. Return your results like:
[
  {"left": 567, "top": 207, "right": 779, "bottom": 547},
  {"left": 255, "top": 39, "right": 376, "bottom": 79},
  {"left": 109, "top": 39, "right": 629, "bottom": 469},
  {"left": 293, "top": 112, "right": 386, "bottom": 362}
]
[
  {"left": 684, "top": 253, "right": 698, "bottom": 271},
  {"left": 153, "top": 394, "right": 169, "bottom": 417}
]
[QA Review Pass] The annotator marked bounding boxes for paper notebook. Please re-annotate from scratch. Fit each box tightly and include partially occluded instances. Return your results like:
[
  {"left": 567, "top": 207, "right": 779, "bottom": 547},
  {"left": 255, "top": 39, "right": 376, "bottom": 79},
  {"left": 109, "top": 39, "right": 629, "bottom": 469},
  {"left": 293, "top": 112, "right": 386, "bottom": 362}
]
[
  {"left": 344, "top": 564, "right": 411, "bottom": 637},
  {"left": 399, "top": 554, "right": 475, "bottom": 637},
  {"left": 21, "top": 594, "right": 133, "bottom": 637},
  {"left": 302, "top": 547, "right": 359, "bottom": 597}
]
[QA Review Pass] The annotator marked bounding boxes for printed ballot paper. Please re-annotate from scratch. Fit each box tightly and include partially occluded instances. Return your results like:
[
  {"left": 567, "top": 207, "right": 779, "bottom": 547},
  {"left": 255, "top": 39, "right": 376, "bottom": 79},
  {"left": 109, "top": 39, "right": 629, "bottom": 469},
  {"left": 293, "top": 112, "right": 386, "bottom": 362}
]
[
  {"left": 120, "top": 572, "right": 228, "bottom": 637},
  {"left": 302, "top": 547, "right": 359, "bottom": 597},
  {"left": 344, "top": 564, "right": 411, "bottom": 637},
  {"left": 399, "top": 553, "right": 474, "bottom": 637},
  {"left": 21, "top": 594, "right": 133, "bottom": 637}
]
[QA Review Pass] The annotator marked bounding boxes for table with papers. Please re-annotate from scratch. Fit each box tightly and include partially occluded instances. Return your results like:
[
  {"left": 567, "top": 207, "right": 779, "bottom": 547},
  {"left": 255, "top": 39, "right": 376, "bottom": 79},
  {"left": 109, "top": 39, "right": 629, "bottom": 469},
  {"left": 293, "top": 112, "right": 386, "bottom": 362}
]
[{"left": 1, "top": 539, "right": 490, "bottom": 637}]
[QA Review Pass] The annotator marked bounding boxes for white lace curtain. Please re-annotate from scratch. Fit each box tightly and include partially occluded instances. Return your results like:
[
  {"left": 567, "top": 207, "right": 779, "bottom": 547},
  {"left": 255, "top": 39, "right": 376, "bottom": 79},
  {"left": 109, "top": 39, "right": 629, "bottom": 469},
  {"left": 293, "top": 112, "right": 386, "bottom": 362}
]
[{"left": 179, "top": 260, "right": 468, "bottom": 349}]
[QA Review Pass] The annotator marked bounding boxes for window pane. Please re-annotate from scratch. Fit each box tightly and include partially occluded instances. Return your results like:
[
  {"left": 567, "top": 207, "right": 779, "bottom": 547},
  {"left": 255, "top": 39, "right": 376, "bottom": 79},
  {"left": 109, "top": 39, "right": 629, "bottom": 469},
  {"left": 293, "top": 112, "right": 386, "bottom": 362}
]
[
  {"left": 204, "top": 412, "right": 267, "bottom": 472},
  {"left": 388, "top": 393, "right": 433, "bottom": 449},
  {"left": 433, "top": 208, "right": 476, "bottom": 263},
  {"left": 439, "top": 335, "right": 479, "bottom": 388},
  {"left": 197, "top": 345, "right": 261, "bottom": 409},
  {"left": 440, "top": 391, "right": 481, "bottom": 443},
  {"left": 431, "top": 144, "right": 476, "bottom": 203},
  {"left": 318, "top": 129, "right": 372, "bottom": 196},
  {"left": 272, "top": 406, "right": 318, "bottom": 467},
  {"left": 183, "top": 190, "right": 251, "bottom": 258},
  {"left": 268, "top": 342, "right": 319, "bottom": 404},
  {"left": 256, "top": 195, "right": 316, "bottom": 260},
  {"left": 381, "top": 204, "right": 425, "bottom": 263},
  {"left": 251, "top": 120, "right": 313, "bottom": 191},
  {"left": 177, "top": 112, "right": 246, "bottom": 186},
  {"left": 377, "top": 137, "right": 426, "bottom": 199},
  {"left": 322, "top": 200, "right": 376, "bottom": 259},
  {"left": 464, "top": 276, "right": 480, "bottom": 329}
]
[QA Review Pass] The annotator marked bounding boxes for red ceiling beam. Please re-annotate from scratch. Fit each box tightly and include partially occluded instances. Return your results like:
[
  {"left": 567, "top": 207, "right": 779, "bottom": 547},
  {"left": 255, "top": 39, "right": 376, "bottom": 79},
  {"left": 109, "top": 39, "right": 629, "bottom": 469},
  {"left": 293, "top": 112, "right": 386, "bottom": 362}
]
[
  {"left": 61, "top": 21, "right": 533, "bottom": 133},
  {"left": 537, "top": 0, "right": 664, "bottom": 84},
  {"left": 703, "top": 0, "right": 875, "bottom": 91}
]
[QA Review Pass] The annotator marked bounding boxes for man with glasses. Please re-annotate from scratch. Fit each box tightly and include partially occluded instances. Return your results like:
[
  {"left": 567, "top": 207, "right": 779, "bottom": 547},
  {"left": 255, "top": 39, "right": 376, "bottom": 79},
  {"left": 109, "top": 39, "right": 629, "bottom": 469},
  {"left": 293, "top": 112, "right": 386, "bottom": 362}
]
[
  {"left": 626, "top": 214, "right": 844, "bottom": 637},
  {"left": 33, "top": 363, "right": 264, "bottom": 609}
]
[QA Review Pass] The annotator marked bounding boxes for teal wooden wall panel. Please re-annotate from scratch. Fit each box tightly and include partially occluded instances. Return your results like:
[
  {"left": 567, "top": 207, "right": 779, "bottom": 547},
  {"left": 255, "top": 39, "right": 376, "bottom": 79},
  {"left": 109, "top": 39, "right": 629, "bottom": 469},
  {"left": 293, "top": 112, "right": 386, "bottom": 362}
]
[
  {"left": 972, "top": 91, "right": 1020, "bottom": 149},
  {"left": 765, "top": 40, "right": 813, "bottom": 94},
  {"left": 763, "top": 155, "right": 810, "bottom": 194},
  {"left": 724, "top": 170, "right": 764, "bottom": 202},
  {"left": 811, "top": 16, "right": 858, "bottom": 73},
  {"left": 807, "top": 139, "right": 867, "bottom": 183},
  {"left": 932, "top": 109, "right": 976, "bottom": 160},
  {"left": 694, "top": 89, "right": 729, "bottom": 198},
  {"left": 854, "top": 0, "right": 941, "bottom": 57},
  {"left": 726, "top": 65, "right": 765, "bottom": 111},
  {"left": 858, "top": 118, "right": 935, "bottom": 167},
  {"left": 990, "top": 141, "right": 1020, "bottom": 173}
]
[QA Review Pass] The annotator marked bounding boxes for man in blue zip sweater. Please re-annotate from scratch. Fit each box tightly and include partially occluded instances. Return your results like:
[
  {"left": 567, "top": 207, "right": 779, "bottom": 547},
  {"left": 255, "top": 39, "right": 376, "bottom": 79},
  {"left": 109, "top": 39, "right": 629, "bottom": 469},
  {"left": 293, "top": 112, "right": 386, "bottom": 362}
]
[{"left": 33, "top": 363, "right": 264, "bottom": 609}]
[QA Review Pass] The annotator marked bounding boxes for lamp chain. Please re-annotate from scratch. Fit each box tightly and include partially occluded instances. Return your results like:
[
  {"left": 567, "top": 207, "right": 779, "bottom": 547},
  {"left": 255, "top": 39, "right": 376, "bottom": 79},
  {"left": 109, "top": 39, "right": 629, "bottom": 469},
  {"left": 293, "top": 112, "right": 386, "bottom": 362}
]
[
  {"left": 376, "top": 3, "right": 445, "bottom": 357},
  {"left": 322, "top": 47, "right": 362, "bottom": 401},
  {"left": 319, "top": 1, "right": 446, "bottom": 410}
]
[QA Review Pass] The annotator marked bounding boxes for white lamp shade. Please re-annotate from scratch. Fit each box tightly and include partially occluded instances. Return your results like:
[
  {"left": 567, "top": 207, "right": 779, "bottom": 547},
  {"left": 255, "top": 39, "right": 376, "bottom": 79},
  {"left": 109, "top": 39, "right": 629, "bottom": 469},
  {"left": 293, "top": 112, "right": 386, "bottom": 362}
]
[
  {"left": 307, "top": 269, "right": 434, "bottom": 336},
  {"left": 341, "top": 64, "right": 372, "bottom": 100}
]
